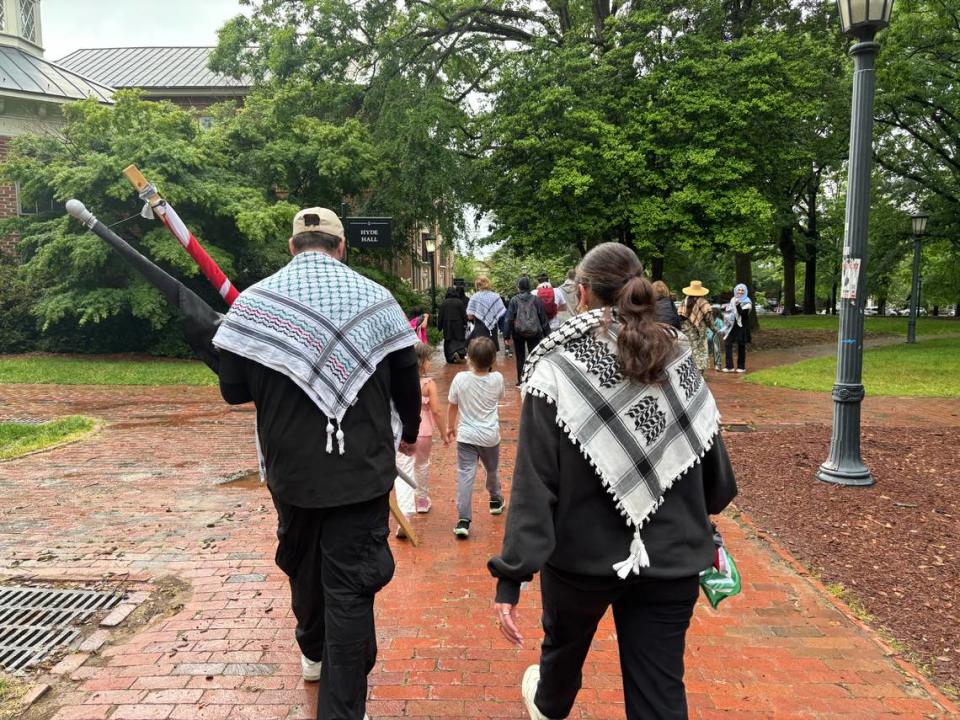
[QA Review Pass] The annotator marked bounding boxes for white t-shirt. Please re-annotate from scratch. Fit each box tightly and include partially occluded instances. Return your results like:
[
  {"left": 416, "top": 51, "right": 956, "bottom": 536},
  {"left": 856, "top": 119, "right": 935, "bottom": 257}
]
[{"left": 448, "top": 370, "right": 505, "bottom": 447}]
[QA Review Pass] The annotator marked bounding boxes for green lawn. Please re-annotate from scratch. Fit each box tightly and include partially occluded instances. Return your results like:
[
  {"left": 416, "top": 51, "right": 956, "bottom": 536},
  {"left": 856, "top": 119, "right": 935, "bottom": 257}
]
[
  {"left": 758, "top": 315, "right": 959, "bottom": 336},
  {"left": 0, "top": 355, "right": 216, "bottom": 386},
  {"left": 746, "top": 337, "right": 960, "bottom": 397},
  {"left": 0, "top": 416, "right": 99, "bottom": 460}
]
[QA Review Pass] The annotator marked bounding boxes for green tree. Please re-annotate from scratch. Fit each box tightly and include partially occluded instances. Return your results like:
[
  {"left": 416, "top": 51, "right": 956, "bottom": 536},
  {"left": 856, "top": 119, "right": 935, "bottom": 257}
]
[{"left": 0, "top": 92, "right": 297, "bottom": 352}]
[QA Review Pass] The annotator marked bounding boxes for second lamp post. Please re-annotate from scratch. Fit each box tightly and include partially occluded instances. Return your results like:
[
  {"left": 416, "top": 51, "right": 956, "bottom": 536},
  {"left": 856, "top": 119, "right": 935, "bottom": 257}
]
[
  {"left": 423, "top": 232, "right": 437, "bottom": 317},
  {"left": 906, "top": 212, "right": 928, "bottom": 344}
]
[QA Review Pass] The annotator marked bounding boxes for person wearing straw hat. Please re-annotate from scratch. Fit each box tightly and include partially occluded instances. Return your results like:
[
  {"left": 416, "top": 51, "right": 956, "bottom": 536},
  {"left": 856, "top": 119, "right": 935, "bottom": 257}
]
[{"left": 678, "top": 280, "right": 713, "bottom": 373}]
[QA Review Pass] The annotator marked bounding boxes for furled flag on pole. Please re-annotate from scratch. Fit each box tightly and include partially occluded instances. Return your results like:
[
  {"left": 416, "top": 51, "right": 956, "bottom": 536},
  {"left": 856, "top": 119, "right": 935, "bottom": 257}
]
[{"left": 123, "top": 165, "right": 240, "bottom": 306}]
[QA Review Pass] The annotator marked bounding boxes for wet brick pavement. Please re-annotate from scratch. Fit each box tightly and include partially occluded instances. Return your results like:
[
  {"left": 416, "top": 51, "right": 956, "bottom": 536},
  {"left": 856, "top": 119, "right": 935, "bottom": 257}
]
[{"left": 0, "top": 350, "right": 957, "bottom": 719}]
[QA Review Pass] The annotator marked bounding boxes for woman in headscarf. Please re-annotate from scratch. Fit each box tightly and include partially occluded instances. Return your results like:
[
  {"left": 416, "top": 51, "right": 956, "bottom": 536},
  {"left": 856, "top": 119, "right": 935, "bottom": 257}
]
[
  {"left": 722, "top": 283, "right": 752, "bottom": 373},
  {"left": 652, "top": 280, "right": 682, "bottom": 329},
  {"left": 467, "top": 276, "right": 507, "bottom": 351},
  {"left": 489, "top": 242, "right": 737, "bottom": 720},
  {"left": 677, "top": 281, "right": 712, "bottom": 373},
  {"left": 438, "top": 286, "right": 468, "bottom": 363}
]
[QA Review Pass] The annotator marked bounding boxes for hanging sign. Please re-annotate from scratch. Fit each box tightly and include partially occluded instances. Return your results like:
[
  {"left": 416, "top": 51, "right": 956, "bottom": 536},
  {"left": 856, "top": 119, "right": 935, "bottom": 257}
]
[
  {"left": 345, "top": 217, "right": 393, "bottom": 249},
  {"left": 841, "top": 258, "right": 861, "bottom": 300}
]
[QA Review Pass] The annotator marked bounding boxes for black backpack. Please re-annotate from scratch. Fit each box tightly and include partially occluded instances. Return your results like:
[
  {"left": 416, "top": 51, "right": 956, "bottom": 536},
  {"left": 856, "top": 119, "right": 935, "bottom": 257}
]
[{"left": 514, "top": 295, "right": 541, "bottom": 338}]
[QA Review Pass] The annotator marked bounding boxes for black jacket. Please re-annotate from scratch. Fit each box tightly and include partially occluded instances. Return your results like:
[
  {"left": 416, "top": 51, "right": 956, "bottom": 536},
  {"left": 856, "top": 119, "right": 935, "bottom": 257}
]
[
  {"left": 488, "top": 394, "right": 737, "bottom": 604},
  {"left": 504, "top": 292, "right": 551, "bottom": 340},
  {"left": 655, "top": 297, "right": 682, "bottom": 329},
  {"left": 219, "top": 347, "right": 421, "bottom": 509}
]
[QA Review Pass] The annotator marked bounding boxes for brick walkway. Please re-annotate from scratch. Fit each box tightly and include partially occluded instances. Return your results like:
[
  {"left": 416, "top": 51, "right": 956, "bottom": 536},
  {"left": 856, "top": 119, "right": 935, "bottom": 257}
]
[{"left": 1, "top": 350, "right": 957, "bottom": 719}]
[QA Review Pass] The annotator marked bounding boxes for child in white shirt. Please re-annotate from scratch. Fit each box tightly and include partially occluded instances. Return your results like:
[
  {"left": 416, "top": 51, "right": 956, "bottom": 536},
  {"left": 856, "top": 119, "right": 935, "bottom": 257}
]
[{"left": 446, "top": 337, "right": 505, "bottom": 538}]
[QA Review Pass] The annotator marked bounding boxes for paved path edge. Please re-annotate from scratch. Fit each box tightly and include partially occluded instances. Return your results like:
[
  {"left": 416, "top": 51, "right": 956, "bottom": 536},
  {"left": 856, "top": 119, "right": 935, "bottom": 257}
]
[{"left": 733, "top": 507, "right": 960, "bottom": 713}]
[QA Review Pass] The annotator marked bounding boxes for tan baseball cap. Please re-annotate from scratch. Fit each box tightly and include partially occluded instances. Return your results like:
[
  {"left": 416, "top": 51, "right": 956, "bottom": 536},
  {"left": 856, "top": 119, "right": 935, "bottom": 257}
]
[{"left": 292, "top": 207, "right": 344, "bottom": 241}]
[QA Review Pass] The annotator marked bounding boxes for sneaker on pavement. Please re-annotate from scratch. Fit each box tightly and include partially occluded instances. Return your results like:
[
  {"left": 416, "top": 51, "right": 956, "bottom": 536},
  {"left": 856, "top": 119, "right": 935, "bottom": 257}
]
[
  {"left": 396, "top": 524, "right": 408, "bottom": 540},
  {"left": 415, "top": 496, "right": 432, "bottom": 514},
  {"left": 521, "top": 665, "right": 559, "bottom": 720},
  {"left": 489, "top": 497, "right": 505, "bottom": 515},
  {"left": 301, "top": 653, "right": 322, "bottom": 682},
  {"left": 453, "top": 519, "right": 470, "bottom": 538},
  {"left": 721, "top": 368, "right": 733, "bottom": 373},
  {"left": 735, "top": 368, "right": 746, "bottom": 373}
]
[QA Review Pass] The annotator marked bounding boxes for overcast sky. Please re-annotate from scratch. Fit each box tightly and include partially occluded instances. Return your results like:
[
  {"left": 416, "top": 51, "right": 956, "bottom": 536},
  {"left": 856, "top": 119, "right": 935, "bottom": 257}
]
[{"left": 42, "top": 0, "right": 247, "bottom": 62}]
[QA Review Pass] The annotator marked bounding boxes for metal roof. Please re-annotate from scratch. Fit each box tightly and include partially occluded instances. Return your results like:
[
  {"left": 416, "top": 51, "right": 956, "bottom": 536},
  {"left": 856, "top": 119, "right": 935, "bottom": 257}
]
[
  {"left": 0, "top": 46, "right": 113, "bottom": 103},
  {"left": 56, "top": 47, "right": 252, "bottom": 92}
]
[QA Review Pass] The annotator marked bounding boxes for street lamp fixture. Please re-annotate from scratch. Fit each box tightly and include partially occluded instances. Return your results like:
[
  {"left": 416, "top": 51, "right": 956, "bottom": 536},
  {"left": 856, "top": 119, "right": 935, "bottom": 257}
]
[
  {"left": 837, "top": 0, "right": 894, "bottom": 37},
  {"left": 906, "top": 212, "right": 928, "bottom": 344},
  {"left": 911, "top": 212, "right": 928, "bottom": 237},
  {"left": 422, "top": 232, "right": 438, "bottom": 317},
  {"left": 816, "top": 0, "right": 896, "bottom": 487}
]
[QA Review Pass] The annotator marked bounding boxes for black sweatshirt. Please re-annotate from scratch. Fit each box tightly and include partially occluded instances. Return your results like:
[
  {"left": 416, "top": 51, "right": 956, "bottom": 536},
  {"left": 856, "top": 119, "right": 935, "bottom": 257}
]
[
  {"left": 488, "top": 394, "right": 737, "bottom": 604},
  {"left": 504, "top": 292, "right": 551, "bottom": 340},
  {"left": 218, "top": 347, "right": 421, "bottom": 509}
]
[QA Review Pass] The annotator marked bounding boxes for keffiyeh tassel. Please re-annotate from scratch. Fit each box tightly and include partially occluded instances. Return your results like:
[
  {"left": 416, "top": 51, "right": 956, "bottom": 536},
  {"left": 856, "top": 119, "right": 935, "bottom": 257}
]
[
  {"left": 613, "top": 530, "right": 651, "bottom": 579},
  {"left": 325, "top": 418, "right": 346, "bottom": 455}
]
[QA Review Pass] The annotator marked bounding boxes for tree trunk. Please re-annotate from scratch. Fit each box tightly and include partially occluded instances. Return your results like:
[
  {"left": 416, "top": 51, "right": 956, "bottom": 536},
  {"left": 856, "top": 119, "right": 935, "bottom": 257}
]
[
  {"left": 651, "top": 256, "right": 664, "bottom": 281},
  {"left": 779, "top": 226, "right": 796, "bottom": 315},
  {"left": 803, "top": 180, "right": 819, "bottom": 314},
  {"left": 878, "top": 297, "right": 886, "bottom": 316},
  {"left": 735, "top": 252, "right": 753, "bottom": 288},
  {"left": 831, "top": 282, "right": 837, "bottom": 314}
]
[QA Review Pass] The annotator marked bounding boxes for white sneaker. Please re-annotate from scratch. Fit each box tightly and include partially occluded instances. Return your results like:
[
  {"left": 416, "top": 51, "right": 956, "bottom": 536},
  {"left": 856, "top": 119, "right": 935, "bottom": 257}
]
[
  {"left": 521, "top": 665, "right": 561, "bottom": 720},
  {"left": 735, "top": 368, "right": 746, "bottom": 373},
  {"left": 721, "top": 368, "right": 733, "bottom": 373},
  {"left": 301, "top": 653, "right": 322, "bottom": 682}
]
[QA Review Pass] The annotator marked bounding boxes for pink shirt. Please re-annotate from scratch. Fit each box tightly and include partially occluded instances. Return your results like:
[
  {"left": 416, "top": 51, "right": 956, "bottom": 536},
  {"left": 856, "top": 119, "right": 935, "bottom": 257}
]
[
  {"left": 419, "top": 377, "right": 435, "bottom": 437},
  {"left": 409, "top": 317, "right": 428, "bottom": 344}
]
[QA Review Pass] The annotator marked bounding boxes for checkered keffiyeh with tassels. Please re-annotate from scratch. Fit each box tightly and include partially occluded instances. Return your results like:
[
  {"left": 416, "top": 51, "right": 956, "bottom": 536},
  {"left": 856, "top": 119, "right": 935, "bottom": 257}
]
[
  {"left": 213, "top": 251, "right": 417, "bottom": 453},
  {"left": 520, "top": 309, "right": 721, "bottom": 577}
]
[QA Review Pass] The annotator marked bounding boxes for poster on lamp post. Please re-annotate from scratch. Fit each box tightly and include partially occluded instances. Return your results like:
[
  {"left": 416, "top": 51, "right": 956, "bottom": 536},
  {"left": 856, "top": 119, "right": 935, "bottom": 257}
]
[{"left": 841, "top": 258, "right": 861, "bottom": 300}]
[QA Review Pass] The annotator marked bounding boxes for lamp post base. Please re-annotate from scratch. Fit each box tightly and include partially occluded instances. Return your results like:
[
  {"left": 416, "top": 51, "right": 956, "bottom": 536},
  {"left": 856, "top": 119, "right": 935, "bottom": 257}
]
[{"left": 816, "top": 462, "right": 875, "bottom": 486}]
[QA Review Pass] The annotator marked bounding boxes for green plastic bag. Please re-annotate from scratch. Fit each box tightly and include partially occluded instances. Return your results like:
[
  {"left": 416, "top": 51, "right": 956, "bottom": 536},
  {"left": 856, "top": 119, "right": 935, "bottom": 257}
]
[{"left": 699, "top": 545, "right": 741, "bottom": 609}]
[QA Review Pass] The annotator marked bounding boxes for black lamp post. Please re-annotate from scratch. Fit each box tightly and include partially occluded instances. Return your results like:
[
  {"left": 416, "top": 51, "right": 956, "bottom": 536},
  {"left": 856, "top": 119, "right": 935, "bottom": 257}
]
[
  {"left": 423, "top": 232, "right": 437, "bottom": 317},
  {"left": 906, "top": 212, "right": 928, "bottom": 344},
  {"left": 816, "top": 0, "right": 895, "bottom": 487}
]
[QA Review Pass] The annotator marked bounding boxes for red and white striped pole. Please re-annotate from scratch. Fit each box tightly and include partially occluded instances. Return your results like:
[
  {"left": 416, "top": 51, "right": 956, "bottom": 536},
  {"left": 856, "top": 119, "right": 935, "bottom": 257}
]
[{"left": 123, "top": 165, "right": 239, "bottom": 306}]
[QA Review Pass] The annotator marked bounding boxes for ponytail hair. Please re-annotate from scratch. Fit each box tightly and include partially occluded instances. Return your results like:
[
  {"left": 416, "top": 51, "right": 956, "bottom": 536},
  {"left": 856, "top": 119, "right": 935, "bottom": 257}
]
[{"left": 576, "top": 242, "right": 675, "bottom": 384}]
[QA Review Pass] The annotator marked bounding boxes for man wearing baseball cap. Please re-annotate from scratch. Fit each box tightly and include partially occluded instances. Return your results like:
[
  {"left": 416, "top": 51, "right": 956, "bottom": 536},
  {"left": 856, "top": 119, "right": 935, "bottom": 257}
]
[{"left": 214, "top": 207, "right": 422, "bottom": 719}]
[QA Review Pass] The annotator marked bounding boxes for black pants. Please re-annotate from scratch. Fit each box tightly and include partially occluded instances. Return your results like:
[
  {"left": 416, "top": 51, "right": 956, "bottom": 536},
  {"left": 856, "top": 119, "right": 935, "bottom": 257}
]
[
  {"left": 725, "top": 339, "right": 746, "bottom": 370},
  {"left": 271, "top": 492, "right": 395, "bottom": 720},
  {"left": 535, "top": 566, "right": 699, "bottom": 720},
  {"left": 513, "top": 334, "right": 541, "bottom": 382},
  {"left": 470, "top": 321, "right": 500, "bottom": 351}
]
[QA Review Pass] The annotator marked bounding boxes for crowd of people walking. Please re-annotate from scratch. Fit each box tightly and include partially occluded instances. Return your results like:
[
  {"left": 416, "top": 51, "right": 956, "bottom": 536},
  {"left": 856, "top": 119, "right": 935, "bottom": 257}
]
[{"left": 209, "top": 205, "right": 746, "bottom": 720}]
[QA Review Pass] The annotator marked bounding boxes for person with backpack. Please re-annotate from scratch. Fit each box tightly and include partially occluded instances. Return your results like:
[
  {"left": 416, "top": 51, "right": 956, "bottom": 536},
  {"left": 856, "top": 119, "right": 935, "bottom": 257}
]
[
  {"left": 505, "top": 276, "right": 551, "bottom": 387},
  {"left": 536, "top": 273, "right": 567, "bottom": 330}
]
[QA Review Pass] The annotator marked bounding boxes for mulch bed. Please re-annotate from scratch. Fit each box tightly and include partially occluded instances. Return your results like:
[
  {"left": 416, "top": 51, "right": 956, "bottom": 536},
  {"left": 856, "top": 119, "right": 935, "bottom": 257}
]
[
  {"left": 749, "top": 328, "right": 841, "bottom": 352},
  {"left": 723, "top": 425, "right": 959, "bottom": 696}
]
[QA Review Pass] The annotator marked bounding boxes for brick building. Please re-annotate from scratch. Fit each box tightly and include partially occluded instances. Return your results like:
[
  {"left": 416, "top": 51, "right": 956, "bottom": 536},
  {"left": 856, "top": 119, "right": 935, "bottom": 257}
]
[{"left": 0, "top": 0, "right": 113, "bottom": 257}]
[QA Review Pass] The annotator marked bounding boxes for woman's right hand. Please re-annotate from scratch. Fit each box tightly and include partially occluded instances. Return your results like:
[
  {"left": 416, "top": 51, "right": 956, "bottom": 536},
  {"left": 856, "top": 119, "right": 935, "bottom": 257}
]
[{"left": 494, "top": 602, "right": 523, "bottom": 647}]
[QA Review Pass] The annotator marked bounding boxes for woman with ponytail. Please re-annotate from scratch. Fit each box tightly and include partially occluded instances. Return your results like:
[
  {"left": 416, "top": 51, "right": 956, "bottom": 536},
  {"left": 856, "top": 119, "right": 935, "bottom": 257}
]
[{"left": 488, "top": 243, "right": 737, "bottom": 720}]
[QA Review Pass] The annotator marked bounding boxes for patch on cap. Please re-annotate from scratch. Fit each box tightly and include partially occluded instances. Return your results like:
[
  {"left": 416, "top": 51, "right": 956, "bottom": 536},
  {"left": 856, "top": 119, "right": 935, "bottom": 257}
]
[{"left": 292, "top": 207, "right": 344, "bottom": 242}]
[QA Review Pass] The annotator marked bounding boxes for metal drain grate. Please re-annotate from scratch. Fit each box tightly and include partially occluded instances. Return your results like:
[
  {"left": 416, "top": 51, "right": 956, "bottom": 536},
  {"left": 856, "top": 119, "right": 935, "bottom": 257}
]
[{"left": 0, "top": 585, "right": 123, "bottom": 672}]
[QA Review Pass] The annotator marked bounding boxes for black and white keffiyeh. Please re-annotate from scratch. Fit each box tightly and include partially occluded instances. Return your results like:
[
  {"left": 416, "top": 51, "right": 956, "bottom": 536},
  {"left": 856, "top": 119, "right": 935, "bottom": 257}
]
[
  {"left": 521, "top": 309, "right": 721, "bottom": 577},
  {"left": 467, "top": 289, "right": 506, "bottom": 332},
  {"left": 213, "top": 251, "right": 417, "bottom": 453}
]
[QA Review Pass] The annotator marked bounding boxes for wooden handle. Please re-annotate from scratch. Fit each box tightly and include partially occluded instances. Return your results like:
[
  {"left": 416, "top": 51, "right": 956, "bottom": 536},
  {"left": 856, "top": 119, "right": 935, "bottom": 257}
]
[
  {"left": 389, "top": 492, "right": 420, "bottom": 546},
  {"left": 123, "top": 164, "right": 150, "bottom": 192}
]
